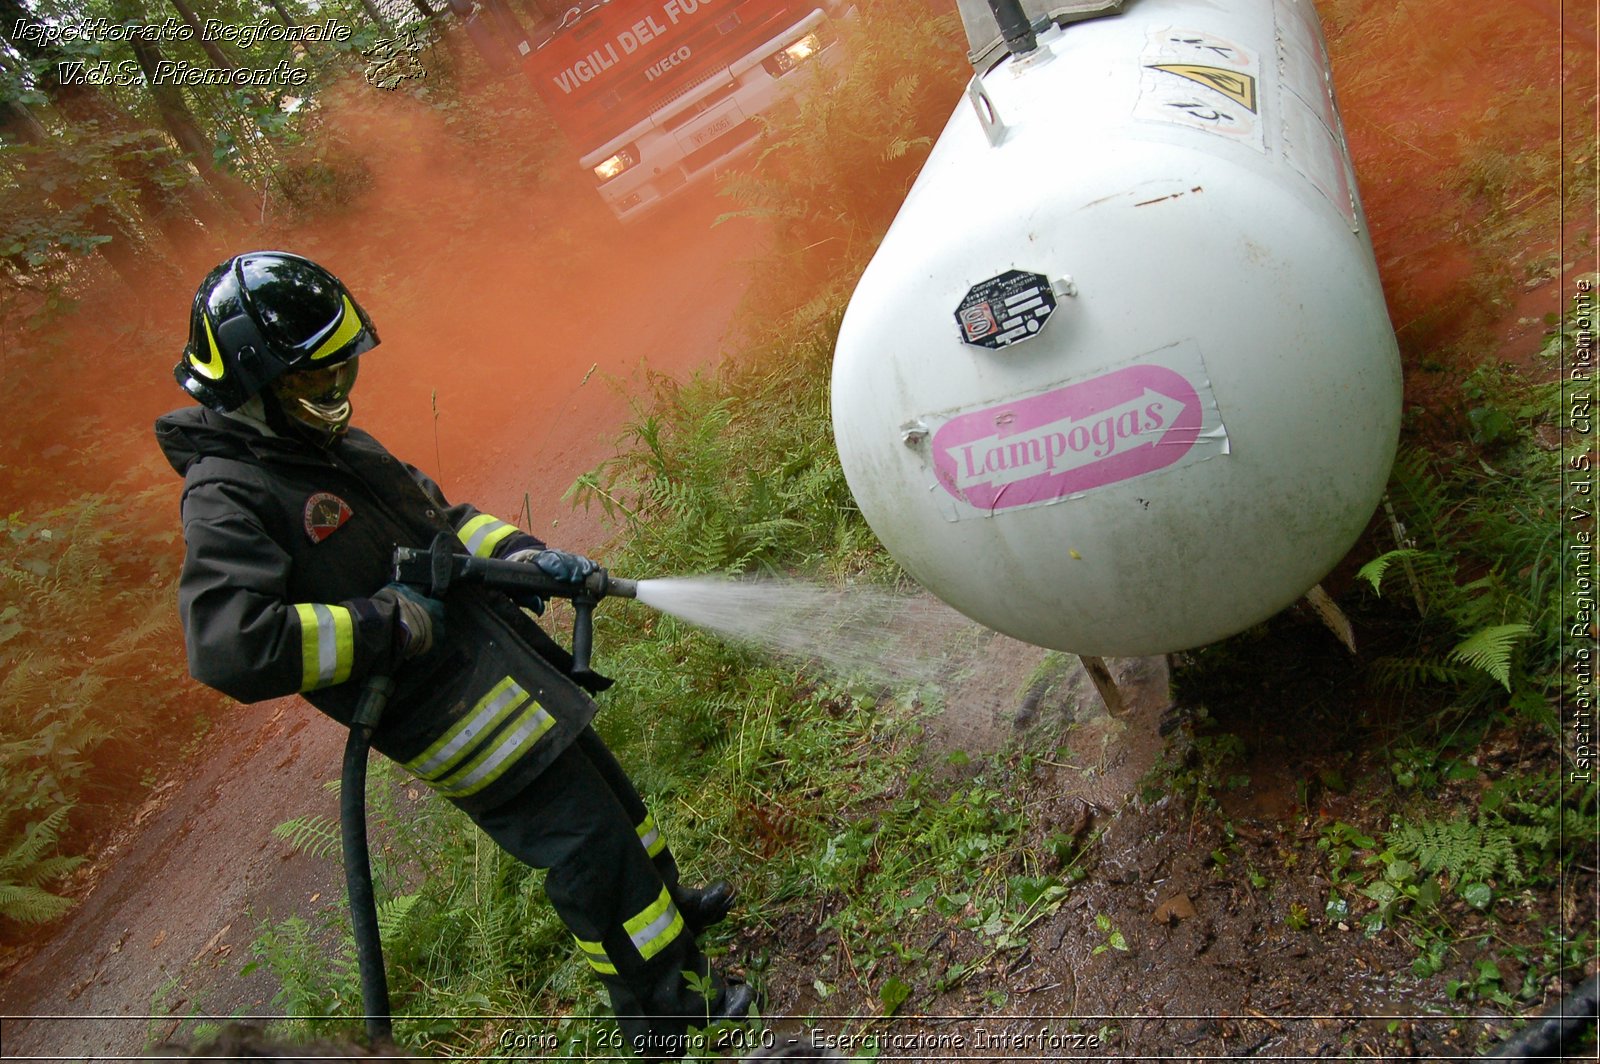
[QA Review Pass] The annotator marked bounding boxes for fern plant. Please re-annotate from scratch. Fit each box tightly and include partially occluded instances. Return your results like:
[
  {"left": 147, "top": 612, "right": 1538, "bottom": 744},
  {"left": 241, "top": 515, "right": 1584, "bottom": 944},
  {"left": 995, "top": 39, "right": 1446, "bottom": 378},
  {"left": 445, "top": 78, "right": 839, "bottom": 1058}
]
[
  {"left": 569, "top": 309, "right": 884, "bottom": 583},
  {"left": 1386, "top": 815, "right": 1550, "bottom": 887},
  {"left": 0, "top": 493, "right": 203, "bottom": 926},
  {"left": 271, "top": 814, "right": 343, "bottom": 863},
  {"left": 1358, "top": 342, "right": 1567, "bottom": 711},
  {"left": 0, "top": 805, "right": 85, "bottom": 923}
]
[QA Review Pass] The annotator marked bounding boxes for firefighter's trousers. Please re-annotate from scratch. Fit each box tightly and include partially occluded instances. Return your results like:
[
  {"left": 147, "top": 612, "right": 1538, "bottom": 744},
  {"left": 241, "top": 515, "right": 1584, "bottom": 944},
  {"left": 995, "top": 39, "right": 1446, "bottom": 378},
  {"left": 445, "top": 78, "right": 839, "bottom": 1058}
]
[{"left": 470, "top": 725, "right": 712, "bottom": 1058}]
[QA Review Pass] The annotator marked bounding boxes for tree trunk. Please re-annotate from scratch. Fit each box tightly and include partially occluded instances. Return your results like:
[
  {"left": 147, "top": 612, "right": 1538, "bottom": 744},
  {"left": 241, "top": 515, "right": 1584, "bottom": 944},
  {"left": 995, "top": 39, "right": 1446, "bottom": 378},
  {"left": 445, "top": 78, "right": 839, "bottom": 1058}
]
[
  {"left": 0, "top": 96, "right": 47, "bottom": 145},
  {"left": 126, "top": 35, "right": 260, "bottom": 223},
  {"left": 264, "top": 0, "right": 300, "bottom": 25},
  {"left": 164, "top": 0, "right": 240, "bottom": 73},
  {"left": 354, "top": 0, "right": 397, "bottom": 36}
]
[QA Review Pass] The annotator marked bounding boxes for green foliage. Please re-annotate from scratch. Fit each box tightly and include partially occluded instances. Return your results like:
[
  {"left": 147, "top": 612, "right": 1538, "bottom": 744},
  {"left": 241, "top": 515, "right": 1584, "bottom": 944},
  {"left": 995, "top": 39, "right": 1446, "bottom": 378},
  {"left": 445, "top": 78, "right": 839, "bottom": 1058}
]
[
  {"left": 0, "top": 805, "right": 85, "bottom": 923},
  {"left": 717, "top": 1, "right": 969, "bottom": 301},
  {"left": 568, "top": 306, "right": 883, "bottom": 582},
  {"left": 0, "top": 495, "right": 198, "bottom": 925},
  {"left": 1317, "top": 768, "right": 1589, "bottom": 978},
  {"left": 1360, "top": 315, "right": 1572, "bottom": 711},
  {"left": 271, "top": 813, "right": 342, "bottom": 863},
  {"left": 245, "top": 912, "right": 361, "bottom": 1032},
  {"left": 1091, "top": 912, "right": 1129, "bottom": 956},
  {"left": 1385, "top": 815, "right": 1546, "bottom": 887},
  {"left": 1448, "top": 622, "right": 1533, "bottom": 692}
]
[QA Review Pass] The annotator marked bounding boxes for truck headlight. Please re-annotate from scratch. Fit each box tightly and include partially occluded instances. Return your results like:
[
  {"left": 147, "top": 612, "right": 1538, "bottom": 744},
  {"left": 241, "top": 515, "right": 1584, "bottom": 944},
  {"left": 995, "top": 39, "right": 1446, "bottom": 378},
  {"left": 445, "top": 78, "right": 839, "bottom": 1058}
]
[
  {"left": 593, "top": 145, "right": 639, "bottom": 183},
  {"left": 762, "top": 31, "right": 823, "bottom": 77}
]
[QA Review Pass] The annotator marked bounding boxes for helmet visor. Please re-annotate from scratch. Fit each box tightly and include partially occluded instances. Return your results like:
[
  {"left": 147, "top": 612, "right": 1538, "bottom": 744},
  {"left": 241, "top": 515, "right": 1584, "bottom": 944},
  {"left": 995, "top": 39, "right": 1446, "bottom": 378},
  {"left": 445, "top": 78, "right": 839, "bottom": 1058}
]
[{"left": 274, "top": 358, "right": 359, "bottom": 438}]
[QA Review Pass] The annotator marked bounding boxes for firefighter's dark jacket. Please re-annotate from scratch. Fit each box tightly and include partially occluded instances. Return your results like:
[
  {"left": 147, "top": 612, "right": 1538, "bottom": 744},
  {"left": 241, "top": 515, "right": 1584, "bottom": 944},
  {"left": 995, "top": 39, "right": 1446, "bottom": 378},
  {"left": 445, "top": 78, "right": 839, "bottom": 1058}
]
[{"left": 155, "top": 405, "right": 606, "bottom": 814}]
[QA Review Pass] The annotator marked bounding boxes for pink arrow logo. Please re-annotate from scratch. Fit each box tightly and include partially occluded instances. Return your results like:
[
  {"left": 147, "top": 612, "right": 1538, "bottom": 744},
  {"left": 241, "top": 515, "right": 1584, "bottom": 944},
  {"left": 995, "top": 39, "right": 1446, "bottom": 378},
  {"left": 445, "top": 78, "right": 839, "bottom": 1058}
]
[{"left": 930, "top": 363, "right": 1205, "bottom": 512}]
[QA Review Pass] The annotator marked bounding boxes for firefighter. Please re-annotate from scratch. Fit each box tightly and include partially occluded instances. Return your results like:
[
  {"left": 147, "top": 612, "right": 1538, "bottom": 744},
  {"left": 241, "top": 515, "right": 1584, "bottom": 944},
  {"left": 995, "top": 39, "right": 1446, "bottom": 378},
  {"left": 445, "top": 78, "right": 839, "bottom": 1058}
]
[{"left": 154, "top": 251, "right": 751, "bottom": 1057}]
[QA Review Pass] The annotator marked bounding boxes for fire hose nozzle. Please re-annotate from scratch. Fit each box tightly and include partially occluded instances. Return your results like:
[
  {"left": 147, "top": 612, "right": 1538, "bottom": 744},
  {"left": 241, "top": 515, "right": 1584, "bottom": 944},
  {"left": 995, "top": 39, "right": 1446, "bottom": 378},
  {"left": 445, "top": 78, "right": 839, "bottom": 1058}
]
[
  {"left": 585, "top": 571, "right": 638, "bottom": 600},
  {"left": 392, "top": 534, "right": 637, "bottom": 675}
]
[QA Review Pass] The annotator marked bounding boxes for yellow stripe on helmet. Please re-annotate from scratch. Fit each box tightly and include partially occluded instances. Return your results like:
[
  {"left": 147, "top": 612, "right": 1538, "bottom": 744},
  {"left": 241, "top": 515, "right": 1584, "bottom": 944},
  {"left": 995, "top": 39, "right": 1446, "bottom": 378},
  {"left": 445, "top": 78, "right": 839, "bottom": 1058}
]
[
  {"left": 308, "top": 296, "right": 365, "bottom": 362},
  {"left": 190, "top": 314, "right": 227, "bottom": 380}
]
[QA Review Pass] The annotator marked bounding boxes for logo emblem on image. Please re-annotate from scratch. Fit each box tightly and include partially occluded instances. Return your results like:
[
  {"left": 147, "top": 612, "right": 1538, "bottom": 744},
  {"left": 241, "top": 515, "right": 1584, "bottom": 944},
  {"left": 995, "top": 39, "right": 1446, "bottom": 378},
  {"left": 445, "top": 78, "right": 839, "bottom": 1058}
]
[{"left": 304, "top": 492, "right": 354, "bottom": 543}]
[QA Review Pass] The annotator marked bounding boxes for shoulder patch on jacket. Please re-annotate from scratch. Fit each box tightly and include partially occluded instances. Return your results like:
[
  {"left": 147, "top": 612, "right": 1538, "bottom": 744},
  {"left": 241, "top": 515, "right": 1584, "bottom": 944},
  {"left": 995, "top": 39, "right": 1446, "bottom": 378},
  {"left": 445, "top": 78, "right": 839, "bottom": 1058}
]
[{"left": 304, "top": 492, "right": 354, "bottom": 544}]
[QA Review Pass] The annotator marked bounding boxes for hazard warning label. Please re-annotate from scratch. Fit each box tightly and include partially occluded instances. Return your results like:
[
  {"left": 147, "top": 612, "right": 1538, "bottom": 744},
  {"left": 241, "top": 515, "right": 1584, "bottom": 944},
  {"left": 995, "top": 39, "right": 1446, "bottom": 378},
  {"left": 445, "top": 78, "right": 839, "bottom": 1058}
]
[
  {"left": 1148, "top": 63, "right": 1258, "bottom": 113},
  {"left": 1136, "top": 28, "right": 1265, "bottom": 151}
]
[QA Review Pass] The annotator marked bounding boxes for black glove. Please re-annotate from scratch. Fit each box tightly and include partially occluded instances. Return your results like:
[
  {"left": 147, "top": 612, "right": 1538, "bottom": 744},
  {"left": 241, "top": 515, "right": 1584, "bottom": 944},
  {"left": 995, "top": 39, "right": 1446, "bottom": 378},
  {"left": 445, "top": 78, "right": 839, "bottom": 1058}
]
[
  {"left": 372, "top": 582, "right": 445, "bottom": 659},
  {"left": 507, "top": 547, "right": 597, "bottom": 585}
]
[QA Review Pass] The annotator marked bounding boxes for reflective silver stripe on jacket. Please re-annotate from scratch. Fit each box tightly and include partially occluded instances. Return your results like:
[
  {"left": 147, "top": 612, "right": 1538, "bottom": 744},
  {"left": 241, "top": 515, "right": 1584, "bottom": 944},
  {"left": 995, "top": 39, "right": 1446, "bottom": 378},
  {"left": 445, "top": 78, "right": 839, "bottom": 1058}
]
[
  {"left": 624, "top": 885, "right": 684, "bottom": 963},
  {"left": 457, "top": 514, "right": 519, "bottom": 558},
  {"left": 434, "top": 704, "right": 556, "bottom": 799},
  {"left": 292, "top": 602, "right": 354, "bottom": 690},
  {"left": 636, "top": 811, "right": 665, "bottom": 859},
  {"left": 410, "top": 676, "right": 525, "bottom": 778}
]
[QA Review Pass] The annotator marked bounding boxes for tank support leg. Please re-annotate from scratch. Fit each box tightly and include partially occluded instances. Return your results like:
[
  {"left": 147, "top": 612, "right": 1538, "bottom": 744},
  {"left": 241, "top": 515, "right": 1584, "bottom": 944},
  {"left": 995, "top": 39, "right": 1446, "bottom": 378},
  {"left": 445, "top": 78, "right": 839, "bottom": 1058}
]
[
  {"left": 1302, "top": 584, "right": 1357, "bottom": 654},
  {"left": 1079, "top": 655, "right": 1126, "bottom": 716}
]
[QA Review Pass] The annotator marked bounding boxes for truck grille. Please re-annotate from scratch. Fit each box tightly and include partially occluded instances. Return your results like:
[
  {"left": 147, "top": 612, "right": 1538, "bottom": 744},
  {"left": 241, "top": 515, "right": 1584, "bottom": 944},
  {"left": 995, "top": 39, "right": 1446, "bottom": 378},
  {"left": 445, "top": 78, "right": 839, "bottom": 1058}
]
[
  {"left": 655, "top": 66, "right": 729, "bottom": 113},
  {"left": 663, "top": 83, "right": 740, "bottom": 131}
]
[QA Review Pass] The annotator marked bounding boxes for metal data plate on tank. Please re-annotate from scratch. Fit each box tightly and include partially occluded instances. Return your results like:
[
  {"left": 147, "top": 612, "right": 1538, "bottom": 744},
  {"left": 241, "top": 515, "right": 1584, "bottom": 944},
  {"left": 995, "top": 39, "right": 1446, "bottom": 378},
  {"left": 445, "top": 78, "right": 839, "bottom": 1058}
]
[
  {"left": 920, "top": 340, "right": 1230, "bottom": 521},
  {"left": 955, "top": 270, "right": 1057, "bottom": 349}
]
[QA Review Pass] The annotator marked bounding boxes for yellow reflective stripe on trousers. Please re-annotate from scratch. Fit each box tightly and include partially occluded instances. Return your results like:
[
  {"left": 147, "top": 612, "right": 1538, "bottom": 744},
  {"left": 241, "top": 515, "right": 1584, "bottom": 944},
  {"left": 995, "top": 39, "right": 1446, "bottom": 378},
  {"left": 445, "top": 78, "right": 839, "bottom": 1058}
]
[
  {"left": 624, "top": 886, "right": 684, "bottom": 963},
  {"left": 457, "top": 514, "right": 519, "bottom": 558},
  {"left": 408, "top": 677, "right": 527, "bottom": 780},
  {"left": 635, "top": 811, "right": 665, "bottom": 859},
  {"left": 292, "top": 602, "right": 355, "bottom": 690},
  {"left": 405, "top": 678, "right": 557, "bottom": 799},
  {"left": 573, "top": 936, "right": 617, "bottom": 975},
  {"left": 434, "top": 702, "right": 555, "bottom": 798}
]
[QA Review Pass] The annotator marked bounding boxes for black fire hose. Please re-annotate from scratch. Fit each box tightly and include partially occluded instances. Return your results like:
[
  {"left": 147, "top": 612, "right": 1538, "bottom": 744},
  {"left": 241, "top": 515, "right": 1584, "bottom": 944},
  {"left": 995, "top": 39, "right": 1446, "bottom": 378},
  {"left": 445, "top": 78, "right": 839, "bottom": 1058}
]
[
  {"left": 341, "top": 673, "right": 395, "bottom": 1045},
  {"left": 986, "top": 0, "right": 1039, "bottom": 56},
  {"left": 1480, "top": 972, "right": 1599, "bottom": 1061},
  {"left": 337, "top": 536, "right": 636, "bottom": 1043}
]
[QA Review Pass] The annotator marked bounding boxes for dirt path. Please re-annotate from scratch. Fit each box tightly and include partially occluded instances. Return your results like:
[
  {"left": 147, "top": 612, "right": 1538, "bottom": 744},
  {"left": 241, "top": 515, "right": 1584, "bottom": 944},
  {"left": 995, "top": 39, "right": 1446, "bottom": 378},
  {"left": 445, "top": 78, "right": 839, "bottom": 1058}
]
[{"left": 0, "top": 189, "right": 766, "bottom": 1062}]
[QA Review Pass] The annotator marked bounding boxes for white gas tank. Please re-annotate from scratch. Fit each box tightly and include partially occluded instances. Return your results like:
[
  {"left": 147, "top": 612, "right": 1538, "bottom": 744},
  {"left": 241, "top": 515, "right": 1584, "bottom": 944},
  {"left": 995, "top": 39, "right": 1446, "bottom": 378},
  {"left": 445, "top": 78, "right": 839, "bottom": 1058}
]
[{"left": 831, "top": 0, "right": 1401, "bottom": 657}]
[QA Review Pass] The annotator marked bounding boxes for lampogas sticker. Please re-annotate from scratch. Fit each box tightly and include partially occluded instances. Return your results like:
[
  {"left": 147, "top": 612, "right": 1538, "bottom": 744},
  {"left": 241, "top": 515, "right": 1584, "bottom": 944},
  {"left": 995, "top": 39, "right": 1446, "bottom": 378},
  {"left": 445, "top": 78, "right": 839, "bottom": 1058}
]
[
  {"left": 922, "top": 340, "right": 1229, "bottom": 520},
  {"left": 955, "top": 270, "right": 1057, "bottom": 349}
]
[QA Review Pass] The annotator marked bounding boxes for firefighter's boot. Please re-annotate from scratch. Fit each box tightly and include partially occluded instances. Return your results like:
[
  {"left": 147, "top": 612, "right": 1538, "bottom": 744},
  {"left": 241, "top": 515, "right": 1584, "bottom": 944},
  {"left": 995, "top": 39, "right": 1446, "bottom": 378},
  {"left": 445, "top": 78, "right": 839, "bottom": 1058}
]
[
  {"left": 677, "top": 880, "right": 735, "bottom": 935},
  {"left": 711, "top": 980, "right": 756, "bottom": 1023}
]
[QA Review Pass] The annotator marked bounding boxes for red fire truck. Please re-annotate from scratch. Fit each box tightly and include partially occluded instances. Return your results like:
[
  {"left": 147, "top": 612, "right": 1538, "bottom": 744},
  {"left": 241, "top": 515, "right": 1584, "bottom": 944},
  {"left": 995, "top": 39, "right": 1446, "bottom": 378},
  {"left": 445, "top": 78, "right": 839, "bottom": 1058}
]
[{"left": 459, "top": 0, "right": 853, "bottom": 221}]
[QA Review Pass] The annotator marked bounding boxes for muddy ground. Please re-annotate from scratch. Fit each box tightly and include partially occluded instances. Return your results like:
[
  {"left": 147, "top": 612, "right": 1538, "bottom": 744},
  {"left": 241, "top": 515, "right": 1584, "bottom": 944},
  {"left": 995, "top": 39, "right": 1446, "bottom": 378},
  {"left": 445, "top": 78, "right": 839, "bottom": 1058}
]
[
  {"left": 1, "top": 0, "right": 1597, "bottom": 1060},
  {"left": 745, "top": 616, "right": 1587, "bottom": 1060}
]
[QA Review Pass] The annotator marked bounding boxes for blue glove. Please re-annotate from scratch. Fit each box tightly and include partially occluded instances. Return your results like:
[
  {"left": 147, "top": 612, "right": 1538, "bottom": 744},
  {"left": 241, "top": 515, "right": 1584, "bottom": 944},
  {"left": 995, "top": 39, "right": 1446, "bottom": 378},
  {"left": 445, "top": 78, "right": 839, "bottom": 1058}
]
[
  {"left": 373, "top": 582, "right": 446, "bottom": 659},
  {"left": 507, "top": 547, "right": 597, "bottom": 586}
]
